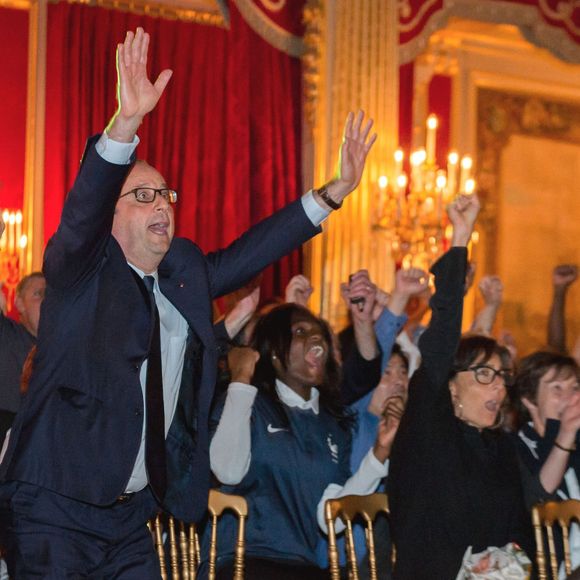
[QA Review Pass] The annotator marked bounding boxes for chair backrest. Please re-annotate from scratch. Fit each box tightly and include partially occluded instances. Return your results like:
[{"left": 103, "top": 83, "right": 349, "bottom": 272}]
[
  {"left": 532, "top": 499, "right": 580, "bottom": 579},
  {"left": 150, "top": 489, "right": 248, "bottom": 580},
  {"left": 325, "top": 493, "right": 391, "bottom": 580}
]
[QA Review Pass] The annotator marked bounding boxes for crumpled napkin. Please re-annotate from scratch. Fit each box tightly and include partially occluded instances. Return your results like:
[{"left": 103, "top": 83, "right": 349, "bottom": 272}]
[{"left": 455, "top": 542, "right": 532, "bottom": 579}]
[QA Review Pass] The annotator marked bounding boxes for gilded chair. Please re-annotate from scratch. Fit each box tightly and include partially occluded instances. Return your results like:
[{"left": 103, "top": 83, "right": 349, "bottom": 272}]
[
  {"left": 325, "top": 493, "right": 392, "bottom": 580},
  {"left": 150, "top": 489, "right": 248, "bottom": 580},
  {"left": 532, "top": 499, "right": 580, "bottom": 580}
]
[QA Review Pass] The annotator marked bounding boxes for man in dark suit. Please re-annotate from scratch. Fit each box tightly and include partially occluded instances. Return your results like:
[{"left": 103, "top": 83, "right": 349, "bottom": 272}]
[{"left": 0, "top": 28, "right": 376, "bottom": 578}]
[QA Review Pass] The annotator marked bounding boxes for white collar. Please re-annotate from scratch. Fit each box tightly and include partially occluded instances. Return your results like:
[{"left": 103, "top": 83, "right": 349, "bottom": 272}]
[
  {"left": 128, "top": 263, "right": 159, "bottom": 287},
  {"left": 275, "top": 379, "right": 320, "bottom": 415}
]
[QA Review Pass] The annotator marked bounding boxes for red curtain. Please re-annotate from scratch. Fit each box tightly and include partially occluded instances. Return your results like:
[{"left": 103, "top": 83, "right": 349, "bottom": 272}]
[
  {"left": 45, "top": 2, "right": 303, "bottom": 299},
  {"left": 0, "top": 8, "right": 28, "bottom": 211}
]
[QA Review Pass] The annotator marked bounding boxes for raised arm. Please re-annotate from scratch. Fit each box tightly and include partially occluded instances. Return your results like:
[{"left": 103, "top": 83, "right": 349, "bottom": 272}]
[
  {"left": 415, "top": 194, "right": 480, "bottom": 388},
  {"left": 471, "top": 275, "right": 503, "bottom": 336},
  {"left": 206, "top": 112, "right": 376, "bottom": 298},
  {"left": 548, "top": 264, "right": 578, "bottom": 354},
  {"left": 44, "top": 28, "right": 172, "bottom": 289},
  {"left": 313, "top": 110, "right": 377, "bottom": 211},
  {"left": 210, "top": 347, "right": 260, "bottom": 485}
]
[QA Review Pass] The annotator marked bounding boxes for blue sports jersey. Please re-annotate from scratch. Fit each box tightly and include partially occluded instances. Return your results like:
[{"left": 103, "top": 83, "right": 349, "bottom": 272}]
[{"left": 208, "top": 391, "right": 352, "bottom": 567}]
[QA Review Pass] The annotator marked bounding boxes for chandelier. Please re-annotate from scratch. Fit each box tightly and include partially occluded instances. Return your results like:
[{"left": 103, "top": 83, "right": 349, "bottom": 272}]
[{"left": 373, "top": 114, "right": 477, "bottom": 270}]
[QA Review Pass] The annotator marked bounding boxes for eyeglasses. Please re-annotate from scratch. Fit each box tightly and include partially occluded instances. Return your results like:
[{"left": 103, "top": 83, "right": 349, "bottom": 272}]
[
  {"left": 119, "top": 187, "right": 178, "bottom": 204},
  {"left": 458, "top": 365, "right": 515, "bottom": 387}
]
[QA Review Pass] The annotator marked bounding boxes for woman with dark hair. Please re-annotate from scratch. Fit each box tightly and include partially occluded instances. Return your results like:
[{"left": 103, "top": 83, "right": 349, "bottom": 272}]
[
  {"left": 388, "top": 193, "right": 535, "bottom": 579},
  {"left": 207, "top": 303, "right": 397, "bottom": 579},
  {"left": 515, "top": 351, "right": 580, "bottom": 574}
]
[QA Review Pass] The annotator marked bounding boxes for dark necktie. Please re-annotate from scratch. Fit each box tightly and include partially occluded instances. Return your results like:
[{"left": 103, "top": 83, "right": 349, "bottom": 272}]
[{"left": 142, "top": 275, "right": 167, "bottom": 502}]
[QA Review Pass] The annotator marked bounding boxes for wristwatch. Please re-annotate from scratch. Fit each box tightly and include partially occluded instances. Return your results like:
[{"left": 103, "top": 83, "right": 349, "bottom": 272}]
[{"left": 316, "top": 183, "right": 342, "bottom": 211}]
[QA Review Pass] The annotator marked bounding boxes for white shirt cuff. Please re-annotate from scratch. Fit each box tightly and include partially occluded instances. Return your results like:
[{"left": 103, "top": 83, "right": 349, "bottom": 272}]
[
  {"left": 95, "top": 132, "right": 140, "bottom": 165},
  {"left": 228, "top": 382, "right": 259, "bottom": 399},
  {"left": 301, "top": 190, "right": 331, "bottom": 226}
]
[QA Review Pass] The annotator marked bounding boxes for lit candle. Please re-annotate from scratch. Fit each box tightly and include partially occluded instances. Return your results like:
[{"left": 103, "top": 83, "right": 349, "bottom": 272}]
[
  {"left": 8, "top": 212, "right": 16, "bottom": 255},
  {"left": 426, "top": 114, "right": 438, "bottom": 165},
  {"left": 446, "top": 152, "right": 459, "bottom": 199},
  {"left": 19, "top": 234, "right": 27, "bottom": 272},
  {"left": 15, "top": 211, "right": 22, "bottom": 250},
  {"left": 459, "top": 156, "right": 473, "bottom": 193},
  {"left": 465, "top": 178, "right": 475, "bottom": 195},
  {"left": 436, "top": 172, "right": 447, "bottom": 221},
  {"left": 394, "top": 149, "right": 404, "bottom": 177},
  {"left": 396, "top": 174, "right": 408, "bottom": 221},
  {"left": 410, "top": 149, "right": 426, "bottom": 193},
  {"left": 377, "top": 176, "right": 388, "bottom": 224}
]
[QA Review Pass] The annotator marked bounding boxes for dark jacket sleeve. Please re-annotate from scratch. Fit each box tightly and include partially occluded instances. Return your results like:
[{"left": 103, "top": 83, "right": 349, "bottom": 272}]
[
  {"left": 204, "top": 198, "right": 321, "bottom": 299},
  {"left": 43, "top": 135, "right": 134, "bottom": 291},
  {"left": 340, "top": 346, "right": 382, "bottom": 406}
]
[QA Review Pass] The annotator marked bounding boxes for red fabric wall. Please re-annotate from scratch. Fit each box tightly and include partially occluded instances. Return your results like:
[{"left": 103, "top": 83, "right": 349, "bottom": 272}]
[
  {"left": 44, "top": 3, "right": 303, "bottom": 299},
  {"left": 0, "top": 8, "right": 28, "bottom": 211}
]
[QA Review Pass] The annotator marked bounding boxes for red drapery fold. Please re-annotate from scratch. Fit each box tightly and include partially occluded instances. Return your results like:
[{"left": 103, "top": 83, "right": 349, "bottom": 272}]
[{"left": 44, "top": 2, "right": 303, "bottom": 300}]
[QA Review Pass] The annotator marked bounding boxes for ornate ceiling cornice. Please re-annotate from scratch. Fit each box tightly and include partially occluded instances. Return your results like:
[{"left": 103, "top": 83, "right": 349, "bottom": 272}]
[{"left": 0, "top": 0, "right": 226, "bottom": 26}]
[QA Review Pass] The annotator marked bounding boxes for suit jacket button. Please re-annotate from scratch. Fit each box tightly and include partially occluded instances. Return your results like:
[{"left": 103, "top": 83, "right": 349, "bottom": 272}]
[{"left": 135, "top": 408, "right": 142, "bottom": 417}]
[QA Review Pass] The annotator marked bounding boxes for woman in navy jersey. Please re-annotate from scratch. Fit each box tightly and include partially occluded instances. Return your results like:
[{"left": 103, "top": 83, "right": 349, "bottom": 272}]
[{"left": 207, "top": 303, "right": 397, "bottom": 579}]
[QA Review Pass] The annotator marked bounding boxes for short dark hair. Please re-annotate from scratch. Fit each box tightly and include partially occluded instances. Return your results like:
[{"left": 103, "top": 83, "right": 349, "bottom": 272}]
[
  {"left": 389, "top": 343, "right": 409, "bottom": 372},
  {"left": 515, "top": 351, "right": 579, "bottom": 422},
  {"left": 16, "top": 272, "right": 44, "bottom": 298},
  {"left": 449, "top": 334, "right": 512, "bottom": 381},
  {"left": 251, "top": 303, "right": 352, "bottom": 429}
]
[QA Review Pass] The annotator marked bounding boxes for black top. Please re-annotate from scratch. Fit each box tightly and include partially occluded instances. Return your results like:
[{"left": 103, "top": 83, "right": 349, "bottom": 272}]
[
  {"left": 388, "top": 248, "right": 534, "bottom": 580},
  {"left": 0, "top": 312, "right": 35, "bottom": 413}
]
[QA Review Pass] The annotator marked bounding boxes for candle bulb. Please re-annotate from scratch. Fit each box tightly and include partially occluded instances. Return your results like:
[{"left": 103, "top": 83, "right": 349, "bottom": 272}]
[
  {"left": 410, "top": 149, "right": 426, "bottom": 193},
  {"left": 426, "top": 114, "right": 438, "bottom": 165},
  {"left": 446, "top": 152, "right": 459, "bottom": 199},
  {"left": 465, "top": 178, "right": 475, "bottom": 195},
  {"left": 394, "top": 149, "right": 404, "bottom": 177},
  {"left": 19, "top": 234, "right": 27, "bottom": 273},
  {"left": 15, "top": 211, "right": 22, "bottom": 252},
  {"left": 459, "top": 156, "right": 473, "bottom": 193},
  {"left": 8, "top": 212, "right": 16, "bottom": 255}
]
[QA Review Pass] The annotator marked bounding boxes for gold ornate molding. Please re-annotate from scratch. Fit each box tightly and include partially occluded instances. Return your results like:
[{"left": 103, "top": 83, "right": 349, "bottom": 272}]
[
  {"left": 3, "top": 0, "right": 227, "bottom": 25},
  {"left": 0, "top": 0, "right": 30, "bottom": 9},
  {"left": 233, "top": 0, "right": 304, "bottom": 56},
  {"left": 302, "top": 0, "right": 323, "bottom": 130},
  {"left": 476, "top": 87, "right": 580, "bottom": 274},
  {"left": 399, "top": 0, "right": 580, "bottom": 65},
  {"left": 306, "top": 0, "right": 400, "bottom": 328}
]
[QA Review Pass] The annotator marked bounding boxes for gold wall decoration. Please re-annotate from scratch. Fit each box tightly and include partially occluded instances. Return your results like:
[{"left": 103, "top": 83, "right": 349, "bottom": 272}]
[
  {"left": 302, "top": 0, "right": 323, "bottom": 129},
  {"left": 57, "top": 0, "right": 226, "bottom": 26},
  {"left": 476, "top": 87, "right": 579, "bottom": 273},
  {"left": 233, "top": 0, "right": 304, "bottom": 56},
  {"left": 306, "top": 0, "right": 399, "bottom": 329},
  {"left": 476, "top": 87, "right": 580, "bottom": 354}
]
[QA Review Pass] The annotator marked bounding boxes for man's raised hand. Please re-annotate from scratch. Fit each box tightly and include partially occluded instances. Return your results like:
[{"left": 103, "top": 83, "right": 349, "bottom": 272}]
[
  {"left": 315, "top": 111, "right": 377, "bottom": 210},
  {"left": 107, "top": 28, "right": 173, "bottom": 142}
]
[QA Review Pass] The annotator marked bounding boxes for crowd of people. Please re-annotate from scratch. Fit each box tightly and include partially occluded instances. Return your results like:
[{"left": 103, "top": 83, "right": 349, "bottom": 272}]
[{"left": 0, "top": 27, "right": 579, "bottom": 580}]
